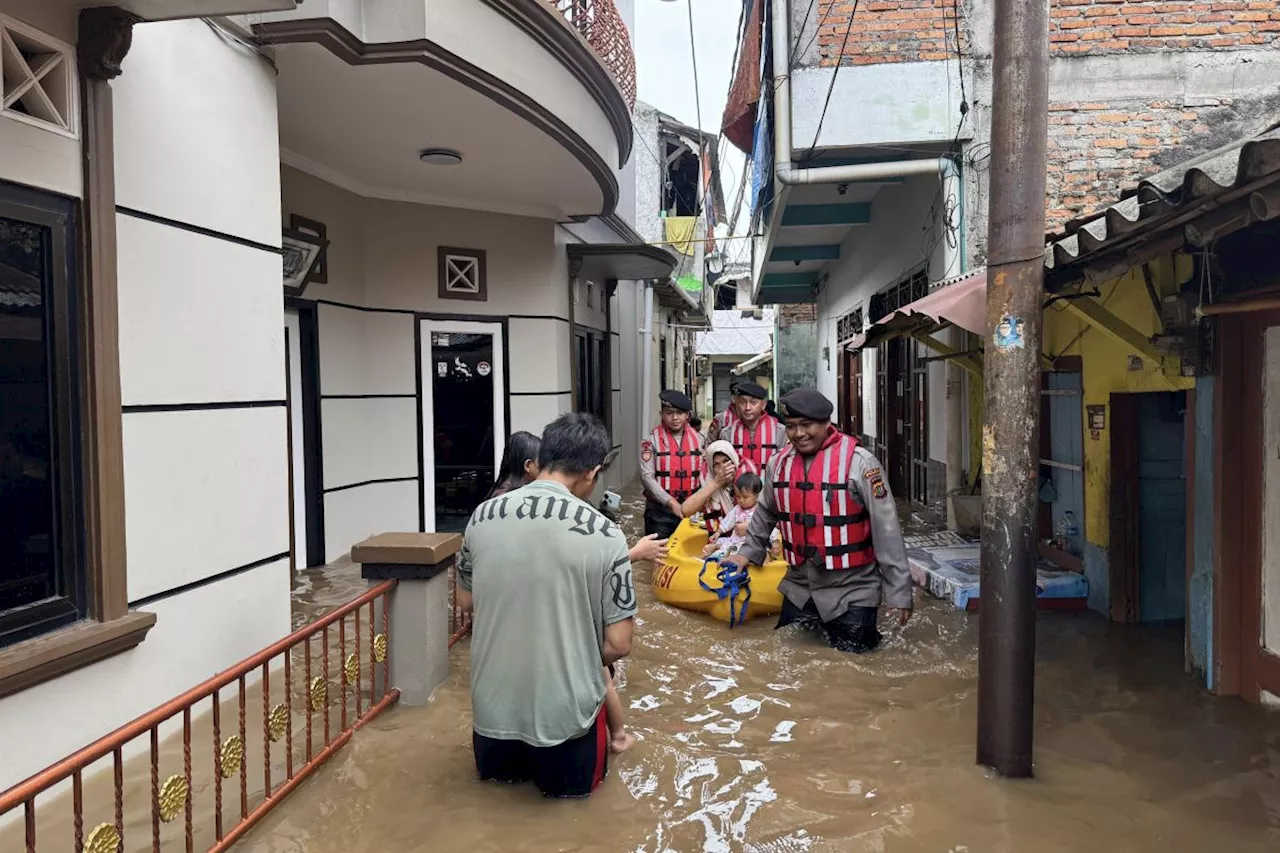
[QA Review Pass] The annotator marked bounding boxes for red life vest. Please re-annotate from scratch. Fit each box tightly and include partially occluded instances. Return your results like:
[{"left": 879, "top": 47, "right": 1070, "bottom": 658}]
[
  {"left": 771, "top": 427, "right": 876, "bottom": 571},
  {"left": 649, "top": 425, "right": 703, "bottom": 502},
  {"left": 729, "top": 415, "right": 782, "bottom": 473}
]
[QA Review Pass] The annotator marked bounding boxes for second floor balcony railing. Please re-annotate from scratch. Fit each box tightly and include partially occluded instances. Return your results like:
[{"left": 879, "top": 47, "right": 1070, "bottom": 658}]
[{"left": 554, "top": 0, "right": 637, "bottom": 109}]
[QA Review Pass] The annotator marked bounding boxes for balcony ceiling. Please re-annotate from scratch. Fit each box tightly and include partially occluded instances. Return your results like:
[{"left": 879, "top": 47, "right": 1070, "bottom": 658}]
[{"left": 270, "top": 41, "right": 611, "bottom": 221}]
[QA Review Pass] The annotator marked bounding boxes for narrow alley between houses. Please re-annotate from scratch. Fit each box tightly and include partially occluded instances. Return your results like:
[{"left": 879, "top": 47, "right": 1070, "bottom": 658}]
[{"left": 236, "top": 485, "right": 1279, "bottom": 853}]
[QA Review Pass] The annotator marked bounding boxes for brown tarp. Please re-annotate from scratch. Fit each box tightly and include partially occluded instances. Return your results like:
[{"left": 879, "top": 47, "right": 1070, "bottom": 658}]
[{"left": 720, "top": 0, "right": 763, "bottom": 156}]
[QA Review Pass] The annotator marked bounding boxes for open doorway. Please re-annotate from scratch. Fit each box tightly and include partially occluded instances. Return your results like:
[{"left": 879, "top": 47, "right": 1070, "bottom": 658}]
[
  {"left": 419, "top": 319, "right": 506, "bottom": 533},
  {"left": 283, "top": 304, "right": 323, "bottom": 570},
  {"left": 1110, "top": 391, "right": 1189, "bottom": 626}
]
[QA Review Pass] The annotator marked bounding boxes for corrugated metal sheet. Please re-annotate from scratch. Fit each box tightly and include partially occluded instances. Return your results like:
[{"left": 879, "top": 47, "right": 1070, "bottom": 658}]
[{"left": 1044, "top": 119, "right": 1280, "bottom": 272}]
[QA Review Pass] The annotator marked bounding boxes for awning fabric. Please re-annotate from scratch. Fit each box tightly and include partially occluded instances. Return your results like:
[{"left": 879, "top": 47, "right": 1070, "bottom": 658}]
[
  {"left": 732, "top": 349, "right": 772, "bottom": 375},
  {"left": 850, "top": 267, "right": 988, "bottom": 350}
]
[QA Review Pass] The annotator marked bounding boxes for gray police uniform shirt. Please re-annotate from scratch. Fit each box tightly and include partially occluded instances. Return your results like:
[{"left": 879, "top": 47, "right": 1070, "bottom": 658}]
[
  {"left": 737, "top": 444, "right": 913, "bottom": 622},
  {"left": 458, "top": 480, "right": 636, "bottom": 746},
  {"left": 639, "top": 427, "right": 702, "bottom": 507}
]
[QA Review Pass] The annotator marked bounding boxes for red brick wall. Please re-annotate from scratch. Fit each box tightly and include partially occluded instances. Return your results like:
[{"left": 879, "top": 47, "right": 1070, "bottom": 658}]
[
  {"left": 817, "top": 0, "right": 966, "bottom": 66},
  {"left": 816, "top": 0, "right": 1280, "bottom": 65},
  {"left": 778, "top": 303, "right": 817, "bottom": 326},
  {"left": 1051, "top": 0, "right": 1280, "bottom": 54},
  {"left": 1045, "top": 100, "right": 1212, "bottom": 229}
]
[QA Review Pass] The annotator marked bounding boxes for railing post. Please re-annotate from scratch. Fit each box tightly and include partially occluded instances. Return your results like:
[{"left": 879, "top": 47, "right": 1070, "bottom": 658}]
[{"left": 352, "top": 533, "right": 459, "bottom": 705}]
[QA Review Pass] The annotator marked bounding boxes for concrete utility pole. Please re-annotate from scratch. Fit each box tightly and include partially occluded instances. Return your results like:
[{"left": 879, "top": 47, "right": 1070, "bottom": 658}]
[{"left": 977, "top": 0, "right": 1051, "bottom": 778}]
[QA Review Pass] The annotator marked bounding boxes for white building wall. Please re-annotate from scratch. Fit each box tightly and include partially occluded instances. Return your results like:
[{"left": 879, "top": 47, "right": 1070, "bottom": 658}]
[
  {"left": 0, "top": 18, "right": 289, "bottom": 789},
  {"left": 281, "top": 166, "right": 583, "bottom": 561},
  {"left": 816, "top": 174, "right": 950, "bottom": 464}
]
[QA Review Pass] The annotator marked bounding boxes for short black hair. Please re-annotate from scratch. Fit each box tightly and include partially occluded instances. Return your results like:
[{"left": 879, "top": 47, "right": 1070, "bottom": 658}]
[
  {"left": 689, "top": 414, "right": 703, "bottom": 430},
  {"left": 538, "top": 412, "right": 612, "bottom": 475},
  {"left": 734, "top": 471, "right": 763, "bottom": 494}
]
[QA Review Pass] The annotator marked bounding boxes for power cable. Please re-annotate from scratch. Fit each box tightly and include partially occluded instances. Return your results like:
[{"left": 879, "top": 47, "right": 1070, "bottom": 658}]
[{"left": 801, "top": 0, "right": 859, "bottom": 162}]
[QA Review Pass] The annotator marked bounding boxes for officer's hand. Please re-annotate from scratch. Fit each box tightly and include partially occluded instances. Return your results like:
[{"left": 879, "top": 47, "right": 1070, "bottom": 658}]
[
  {"left": 890, "top": 607, "right": 913, "bottom": 627},
  {"left": 719, "top": 554, "right": 748, "bottom": 570},
  {"left": 630, "top": 534, "right": 669, "bottom": 563},
  {"left": 667, "top": 499, "right": 684, "bottom": 517}
]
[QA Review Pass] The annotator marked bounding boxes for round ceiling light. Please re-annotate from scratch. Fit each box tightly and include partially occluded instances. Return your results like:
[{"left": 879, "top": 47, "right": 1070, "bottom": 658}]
[{"left": 419, "top": 148, "right": 463, "bottom": 166}]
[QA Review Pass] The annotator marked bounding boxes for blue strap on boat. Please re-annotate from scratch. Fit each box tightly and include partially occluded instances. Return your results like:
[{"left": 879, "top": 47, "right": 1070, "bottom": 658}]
[{"left": 698, "top": 557, "right": 753, "bottom": 628}]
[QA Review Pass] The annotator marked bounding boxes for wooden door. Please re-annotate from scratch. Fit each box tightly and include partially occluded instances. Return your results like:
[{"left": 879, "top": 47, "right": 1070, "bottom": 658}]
[{"left": 1215, "top": 308, "right": 1280, "bottom": 701}]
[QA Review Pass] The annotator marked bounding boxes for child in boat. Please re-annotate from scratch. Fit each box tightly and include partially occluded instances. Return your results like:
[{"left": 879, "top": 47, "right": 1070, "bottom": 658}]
[
  {"left": 702, "top": 471, "right": 769, "bottom": 558},
  {"left": 484, "top": 432, "right": 655, "bottom": 754}
]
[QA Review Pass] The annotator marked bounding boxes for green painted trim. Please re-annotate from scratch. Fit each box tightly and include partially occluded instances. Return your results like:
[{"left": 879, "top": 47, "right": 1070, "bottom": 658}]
[
  {"left": 762, "top": 272, "right": 818, "bottom": 288},
  {"left": 770, "top": 245, "right": 840, "bottom": 262},
  {"left": 781, "top": 203, "right": 871, "bottom": 227}
]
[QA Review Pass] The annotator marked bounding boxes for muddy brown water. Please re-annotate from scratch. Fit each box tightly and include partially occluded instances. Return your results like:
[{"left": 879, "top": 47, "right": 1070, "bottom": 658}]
[
  {"left": 238, "top": 487, "right": 1280, "bottom": 852},
  {"left": 5, "top": 485, "right": 1277, "bottom": 852}
]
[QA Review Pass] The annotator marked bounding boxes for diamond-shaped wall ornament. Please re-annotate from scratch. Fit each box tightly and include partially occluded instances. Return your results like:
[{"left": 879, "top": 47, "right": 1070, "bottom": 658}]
[
  {"left": 444, "top": 255, "right": 479, "bottom": 293},
  {"left": 437, "top": 247, "right": 487, "bottom": 301},
  {"left": 0, "top": 16, "right": 75, "bottom": 136}
]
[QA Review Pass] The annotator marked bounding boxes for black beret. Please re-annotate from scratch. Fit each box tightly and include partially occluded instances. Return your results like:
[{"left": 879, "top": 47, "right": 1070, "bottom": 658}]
[
  {"left": 778, "top": 388, "right": 833, "bottom": 421},
  {"left": 735, "top": 381, "right": 767, "bottom": 400},
  {"left": 659, "top": 389, "right": 693, "bottom": 411}
]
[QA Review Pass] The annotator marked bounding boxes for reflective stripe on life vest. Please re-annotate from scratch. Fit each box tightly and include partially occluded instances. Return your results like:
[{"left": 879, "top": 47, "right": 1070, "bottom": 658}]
[
  {"left": 729, "top": 415, "right": 782, "bottom": 473},
  {"left": 651, "top": 425, "right": 703, "bottom": 502},
  {"left": 771, "top": 428, "right": 876, "bottom": 571}
]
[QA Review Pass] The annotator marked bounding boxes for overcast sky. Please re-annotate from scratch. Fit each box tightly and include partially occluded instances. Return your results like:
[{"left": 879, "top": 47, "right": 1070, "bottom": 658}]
[{"left": 634, "top": 0, "right": 752, "bottom": 253}]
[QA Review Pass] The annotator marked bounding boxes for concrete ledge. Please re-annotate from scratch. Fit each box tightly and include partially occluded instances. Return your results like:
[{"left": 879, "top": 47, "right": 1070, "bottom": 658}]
[{"left": 351, "top": 532, "right": 460, "bottom": 565}]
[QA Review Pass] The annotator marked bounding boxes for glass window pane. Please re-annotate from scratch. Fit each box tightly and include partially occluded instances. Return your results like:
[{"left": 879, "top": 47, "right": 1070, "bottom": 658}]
[{"left": 0, "top": 215, "right": 56, "bottom": 612}]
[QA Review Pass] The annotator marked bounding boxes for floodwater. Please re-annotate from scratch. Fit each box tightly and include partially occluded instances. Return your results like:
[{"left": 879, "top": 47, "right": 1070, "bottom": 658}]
[{"left": 229, "top": 484, "right": 1280, "bottom": 852}]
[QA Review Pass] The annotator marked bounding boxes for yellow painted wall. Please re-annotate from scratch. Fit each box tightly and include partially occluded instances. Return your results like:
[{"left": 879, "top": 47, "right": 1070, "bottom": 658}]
[{"left": 1042, "top": 253, "right": 1195, "bottom": 549}]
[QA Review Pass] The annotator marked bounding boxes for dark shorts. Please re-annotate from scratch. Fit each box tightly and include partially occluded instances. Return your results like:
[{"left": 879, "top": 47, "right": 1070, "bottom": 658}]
[
  {"left": 776, "top": 598, "right": 883, "bottom": 653},
  {"left": 643, "top": 501, "right": 682, "bottom": 538},
  {"left": 473, "top": 708, "right": 609, "bottom": 798}
]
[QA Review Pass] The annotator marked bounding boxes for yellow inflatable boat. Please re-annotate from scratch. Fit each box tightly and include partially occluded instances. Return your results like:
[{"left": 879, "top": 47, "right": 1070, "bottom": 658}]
[{"left": 651, "top": 517, "right": 788, "bottom": 626}]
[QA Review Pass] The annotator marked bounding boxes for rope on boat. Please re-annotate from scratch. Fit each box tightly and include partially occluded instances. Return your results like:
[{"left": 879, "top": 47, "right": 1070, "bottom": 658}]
[{"left": 698, "top": 557, "right": 752, "bottom": 628}]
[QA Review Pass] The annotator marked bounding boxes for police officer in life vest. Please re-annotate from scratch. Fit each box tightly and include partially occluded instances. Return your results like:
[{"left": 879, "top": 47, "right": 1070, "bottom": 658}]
[
  {"left": 706, "top": 380, "right": 786, "bottom": 475},
  {"left": 721, "top": 388, "right": 913, "bottom": 652},
  {"left": 639, "top": 390, "right": 705, "bottom": 537}
]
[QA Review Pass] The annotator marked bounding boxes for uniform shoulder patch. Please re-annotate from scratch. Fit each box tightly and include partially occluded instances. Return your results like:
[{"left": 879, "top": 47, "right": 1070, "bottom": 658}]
[
  {"left": 865, "top": 466, "right": 888, "bottom": 500},
  {"left": 641, "top": 440, "right": 653, "bottom": 463}
]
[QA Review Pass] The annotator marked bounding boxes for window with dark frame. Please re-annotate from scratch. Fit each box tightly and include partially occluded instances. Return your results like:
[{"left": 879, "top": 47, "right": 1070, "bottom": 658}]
[
  {"left": 0, "top": 184, "right": 86, "bottom": 649},
  {"left": 574, "top": 326, "right": 608, "bottom": 423}
]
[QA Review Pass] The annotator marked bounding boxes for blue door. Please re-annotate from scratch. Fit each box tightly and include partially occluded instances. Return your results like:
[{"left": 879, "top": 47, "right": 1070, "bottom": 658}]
[{"left": 1137, "top": 392, "right": 1187, "bottom": 623}]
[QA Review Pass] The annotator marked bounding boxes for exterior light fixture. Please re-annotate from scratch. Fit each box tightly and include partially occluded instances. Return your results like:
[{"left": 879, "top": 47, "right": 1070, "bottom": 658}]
[
  {"left": 419, "top": 148, "right": 463, "bottom": 166},
  {"left": 281, "top": 227, "right": 328, "bottom": 297}
]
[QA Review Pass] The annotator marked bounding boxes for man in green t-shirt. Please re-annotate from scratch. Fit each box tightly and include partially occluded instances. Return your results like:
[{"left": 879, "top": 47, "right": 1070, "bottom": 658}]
[{"left": 457, "top": 412, "right": 636, "bottom": 798}]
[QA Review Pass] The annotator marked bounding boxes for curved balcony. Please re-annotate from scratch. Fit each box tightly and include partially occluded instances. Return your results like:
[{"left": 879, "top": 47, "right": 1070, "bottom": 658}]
[
  {"left": 553, "top": 0, "right": 636, "bottom": 110},
  {"left": 251, "top": 0, "right": 636, "bottom": 220}
]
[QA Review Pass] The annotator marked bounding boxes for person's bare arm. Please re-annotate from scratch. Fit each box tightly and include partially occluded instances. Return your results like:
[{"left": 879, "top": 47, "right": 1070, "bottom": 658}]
[
  {"left": 602, "top": 617, "right": 634, "bottom": 665},
  {"left": 679, "top": 477, "right": 725, "bottom": 516}
]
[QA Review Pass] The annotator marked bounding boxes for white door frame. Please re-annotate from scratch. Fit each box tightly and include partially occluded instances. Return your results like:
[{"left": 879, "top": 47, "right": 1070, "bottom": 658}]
[
  {"left": 419, "top": 319, "right": 506, "bottom": 532},
  {"left": 284, "top": 308, "right": 309, "bottom": 569}
]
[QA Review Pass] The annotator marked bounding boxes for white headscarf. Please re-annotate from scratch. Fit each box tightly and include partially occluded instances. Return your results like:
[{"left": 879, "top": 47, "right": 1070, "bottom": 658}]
[{"left": 702, "top": 439, "right": 741, "bottom": 519}]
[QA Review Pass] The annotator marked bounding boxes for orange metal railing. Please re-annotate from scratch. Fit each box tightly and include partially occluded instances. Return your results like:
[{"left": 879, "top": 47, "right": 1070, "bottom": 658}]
[
  {"left": 553, "top": 0, "right": 637, "bottom": 108},
  {"left": 0, "top": 580, "right": 399, "bottom": 853}
]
